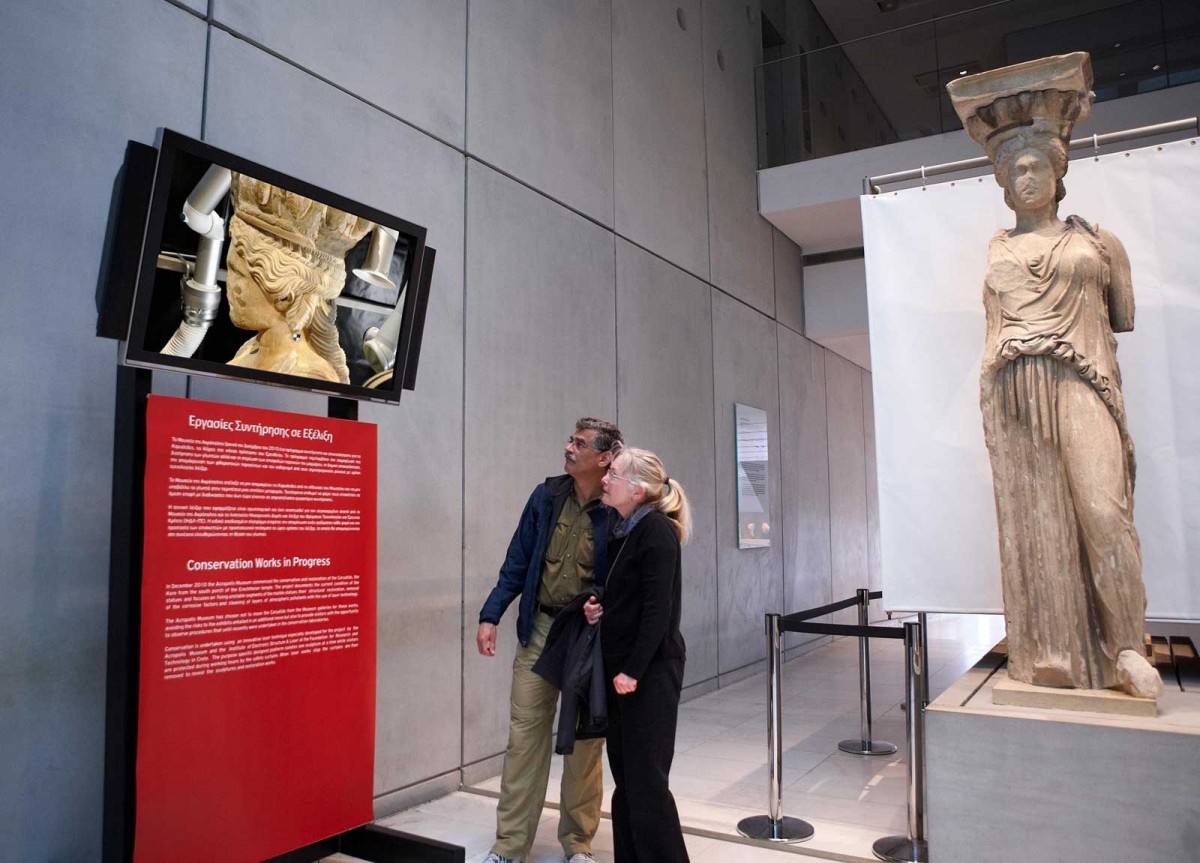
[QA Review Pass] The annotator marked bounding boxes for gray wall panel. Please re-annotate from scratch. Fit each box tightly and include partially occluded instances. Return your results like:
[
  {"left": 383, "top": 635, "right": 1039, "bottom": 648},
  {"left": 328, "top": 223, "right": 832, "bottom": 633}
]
[
  {"left": 212, "top": 0, "right": 467, "bottom": 146},
  {"left": 712, "top": 290, "right": 783, "bottom": 673},
  {"left": 365, "top": 193, "right": 465, "bottom": 794},
  {"left": 205, "top": 28, "right": 468, "bottom": 793},
  {"left": 825, "top": 351, "right": 868, "bottom": 624},
  {"left": 615, "top": 239, "right": 717, "bottom": 685},
  {"left": 702, "top": 0, "right": 774, "bottom": 314},
  {"left": 462, "top": 161, "right": 616, "bottom": 762},
  {"left": 773, "top": 228, "right": 804, "bottom": 334},
  {"left": 778, "top": 329, "right": 831, "bottom": 645},
  {"left": 612, "top": 0, "right": 708, "bottom": 278},
  {"left": 0, "top": 0, "right": 206, "bottom": 857},
  {"left": 467, "top": 0, "right": 614, "bottom": 226}
]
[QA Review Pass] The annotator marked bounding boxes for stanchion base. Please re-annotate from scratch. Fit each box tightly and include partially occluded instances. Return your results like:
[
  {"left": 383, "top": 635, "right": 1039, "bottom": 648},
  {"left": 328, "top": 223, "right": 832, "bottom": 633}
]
[
  {"left": 736, "top": 815, "right": 814, "bottom": 843},
  {"left": 872, "top": 834, "right": 928, "bottom": 862},
  {"left": 838, "top": 739, "right": 898, "bottom": 756}
]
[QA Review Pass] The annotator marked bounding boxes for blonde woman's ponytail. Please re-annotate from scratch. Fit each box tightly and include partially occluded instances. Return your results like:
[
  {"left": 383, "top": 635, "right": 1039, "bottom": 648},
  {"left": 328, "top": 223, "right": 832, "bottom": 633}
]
[{"left": 611, "top": 447, "right": 692, "bottom": 544}]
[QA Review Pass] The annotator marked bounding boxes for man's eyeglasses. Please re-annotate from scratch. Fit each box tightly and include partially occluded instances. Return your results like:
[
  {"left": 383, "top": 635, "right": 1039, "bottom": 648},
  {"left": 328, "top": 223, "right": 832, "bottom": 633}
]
[{"left": 567, "top": 435, "right": 595, "bottom": 451}]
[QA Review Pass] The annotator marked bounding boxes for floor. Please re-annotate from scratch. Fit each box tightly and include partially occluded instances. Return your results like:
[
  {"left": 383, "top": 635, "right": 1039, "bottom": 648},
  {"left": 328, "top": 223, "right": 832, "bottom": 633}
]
[{"left": 336, "top": 613, "right": 1005, "bottom": 863}]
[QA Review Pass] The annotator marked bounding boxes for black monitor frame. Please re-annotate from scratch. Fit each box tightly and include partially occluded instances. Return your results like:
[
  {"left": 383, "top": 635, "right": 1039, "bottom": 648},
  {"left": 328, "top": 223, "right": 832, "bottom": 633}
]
[{"left": 122, "top": 129, "right": 429, "bottom": 404}]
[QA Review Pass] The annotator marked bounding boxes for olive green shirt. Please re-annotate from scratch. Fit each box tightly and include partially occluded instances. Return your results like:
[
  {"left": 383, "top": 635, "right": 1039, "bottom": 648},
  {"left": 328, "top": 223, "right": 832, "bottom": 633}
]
[{"left": 536, "top": 492, "right": 599, "bottom": 607}]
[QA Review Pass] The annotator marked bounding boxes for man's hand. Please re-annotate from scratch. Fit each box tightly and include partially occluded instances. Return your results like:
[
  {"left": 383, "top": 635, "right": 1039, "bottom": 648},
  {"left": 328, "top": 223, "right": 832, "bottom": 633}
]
[
  {"left": 583, "top": 596, "right": 603, "bottom": 626},
  {"left": 613, "top": 673, "right": 638, "bottom": 695},
  {"left": 477, "top": 622, "right": 497, "bottom": 656}
]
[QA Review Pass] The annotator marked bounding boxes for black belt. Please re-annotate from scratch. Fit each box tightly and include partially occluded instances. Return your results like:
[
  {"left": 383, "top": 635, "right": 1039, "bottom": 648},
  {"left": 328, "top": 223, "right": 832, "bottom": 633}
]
[{"left": 536, "top": 601, "right": 565, "bottom": 618}]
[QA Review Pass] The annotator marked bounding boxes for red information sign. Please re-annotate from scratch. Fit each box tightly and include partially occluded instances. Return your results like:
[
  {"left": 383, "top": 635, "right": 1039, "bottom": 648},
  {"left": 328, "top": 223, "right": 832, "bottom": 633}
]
[{"left": 135, "top": 395, "right": 377, "bottom": 863}]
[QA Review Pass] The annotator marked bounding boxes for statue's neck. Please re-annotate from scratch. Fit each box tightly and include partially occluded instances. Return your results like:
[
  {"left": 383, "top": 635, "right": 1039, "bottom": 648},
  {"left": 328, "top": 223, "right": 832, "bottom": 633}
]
[
  {"left": 255, "top": 318, "right": 301, "bottom": 353},
  {"left": 1011, "top": 204, "right": 1063, "bottom": 236}
]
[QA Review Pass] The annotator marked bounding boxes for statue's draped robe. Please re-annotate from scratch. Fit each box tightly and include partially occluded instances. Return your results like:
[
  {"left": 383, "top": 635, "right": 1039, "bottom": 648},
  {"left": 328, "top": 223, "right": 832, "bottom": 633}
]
[{"left": 981, "top": 216, "right": 1145, "bottom": 689}]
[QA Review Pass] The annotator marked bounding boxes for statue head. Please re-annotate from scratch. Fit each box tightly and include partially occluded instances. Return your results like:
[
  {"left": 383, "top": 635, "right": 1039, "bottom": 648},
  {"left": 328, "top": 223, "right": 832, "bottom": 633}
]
[
  {"left": 993, "top": 131, "right": 1068, "bottom": 211},
  {"left": 225, "top": 174, "right": 373, "bottom": 383},
  {"left": 947, "top": 53, "right": 1094, "bottom": 215}
]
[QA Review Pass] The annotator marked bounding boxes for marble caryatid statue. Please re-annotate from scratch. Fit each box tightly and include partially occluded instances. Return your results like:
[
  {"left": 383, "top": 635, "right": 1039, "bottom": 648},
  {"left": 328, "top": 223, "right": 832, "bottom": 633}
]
[
  {"left": 225, "top": 174, "right": 373, "bottom": 383},
  {"left": 947, "top": 53, "right": 1162, "bottom": 699}
]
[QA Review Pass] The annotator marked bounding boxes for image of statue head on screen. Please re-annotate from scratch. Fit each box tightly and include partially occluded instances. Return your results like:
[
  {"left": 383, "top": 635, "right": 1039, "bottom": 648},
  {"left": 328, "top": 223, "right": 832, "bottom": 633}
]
[
  {"left": 224, "top": 174, "right": 374, "bottom": 384},
  {"left": 947, "top": 53, "right": 1162, "bottom": 700}
]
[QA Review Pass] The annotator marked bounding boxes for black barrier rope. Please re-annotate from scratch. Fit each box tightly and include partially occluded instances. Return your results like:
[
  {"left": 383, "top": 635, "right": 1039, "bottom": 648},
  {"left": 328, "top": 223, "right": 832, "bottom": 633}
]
[
  {"left": 780, "top": 621, "right": 904, "bottom": 639},
  {"left": 780, "top": 594, "right": 861, "bottom": 625},
  {"left": 778, "top": 590, "right": 883, "bottom": 628}
]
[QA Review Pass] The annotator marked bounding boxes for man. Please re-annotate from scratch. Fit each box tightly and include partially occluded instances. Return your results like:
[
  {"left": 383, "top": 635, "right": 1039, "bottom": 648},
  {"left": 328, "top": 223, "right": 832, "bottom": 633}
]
[{"left": 478, "top": 417, "right": 623, "bottom": 863}]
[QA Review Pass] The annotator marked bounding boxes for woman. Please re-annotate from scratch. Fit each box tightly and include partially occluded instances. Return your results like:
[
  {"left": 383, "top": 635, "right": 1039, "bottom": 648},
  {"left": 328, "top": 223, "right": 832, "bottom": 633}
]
[
  {"left": 224, "top": 173, "right": 372, "bottom": 383},
  {"left": 954, "top": 59, "right": 1162, "bottom": 698},
  {"left": 583, "top": 447, "right": 691, "bottom": 863}
]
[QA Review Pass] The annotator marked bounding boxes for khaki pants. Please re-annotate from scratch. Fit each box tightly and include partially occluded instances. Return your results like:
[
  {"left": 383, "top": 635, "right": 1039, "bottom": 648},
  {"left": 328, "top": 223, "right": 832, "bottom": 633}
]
[{"left": 492, "top": 611, "right": 603, "bottom": 860}]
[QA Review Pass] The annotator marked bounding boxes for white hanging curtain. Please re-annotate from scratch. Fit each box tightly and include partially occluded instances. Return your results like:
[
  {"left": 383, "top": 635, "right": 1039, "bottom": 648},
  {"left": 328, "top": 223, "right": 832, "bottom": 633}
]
[{"left": 862, "top": 137, "right": 1200, "bottom": 619}]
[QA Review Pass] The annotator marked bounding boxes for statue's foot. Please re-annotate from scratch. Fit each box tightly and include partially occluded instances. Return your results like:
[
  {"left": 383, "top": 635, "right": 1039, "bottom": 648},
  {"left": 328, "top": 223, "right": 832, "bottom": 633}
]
[
  {"left": 1030, "top": 661, "right": 1074, "bottom": 688},
  {"left": 1115, "top": 649, "right": 1164, "bottom": 699}
]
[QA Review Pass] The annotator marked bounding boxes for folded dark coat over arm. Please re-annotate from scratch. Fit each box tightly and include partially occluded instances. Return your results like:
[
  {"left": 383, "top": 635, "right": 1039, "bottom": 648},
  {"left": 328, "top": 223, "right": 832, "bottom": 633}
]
[{"left": 531, "top": 587, "right": 607, "bottom": 754}]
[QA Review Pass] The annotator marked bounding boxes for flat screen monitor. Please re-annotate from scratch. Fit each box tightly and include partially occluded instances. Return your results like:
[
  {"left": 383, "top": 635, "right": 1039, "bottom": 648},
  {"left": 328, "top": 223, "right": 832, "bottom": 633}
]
[{"left": 123, "top": 129, "right": 430, "bottom": 403}]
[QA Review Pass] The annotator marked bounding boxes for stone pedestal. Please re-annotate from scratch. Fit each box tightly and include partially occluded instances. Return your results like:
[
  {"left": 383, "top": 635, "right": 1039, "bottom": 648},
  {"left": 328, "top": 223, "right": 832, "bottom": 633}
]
[
  {"left": 992, "top": 676, "right": 1157, "bottom": 717},
  {"left": 926, "top": 658, "right": 1200, "bottom": 863}
]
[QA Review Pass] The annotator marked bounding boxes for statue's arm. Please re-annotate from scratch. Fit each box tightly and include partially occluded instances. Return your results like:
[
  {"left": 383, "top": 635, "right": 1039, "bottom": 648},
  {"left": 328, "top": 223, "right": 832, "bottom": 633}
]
[{"left": 1100, "top": 227, "right": 1135, "bottom": 333}]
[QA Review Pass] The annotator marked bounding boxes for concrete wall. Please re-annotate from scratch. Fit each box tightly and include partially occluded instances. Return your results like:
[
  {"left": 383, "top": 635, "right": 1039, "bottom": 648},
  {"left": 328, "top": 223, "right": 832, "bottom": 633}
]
[
  {"left": 0, "top": 0, "right": 880, "bottom": 856},
  {"left": 803, "top": 257, "right": 872, "bottom": 370}
]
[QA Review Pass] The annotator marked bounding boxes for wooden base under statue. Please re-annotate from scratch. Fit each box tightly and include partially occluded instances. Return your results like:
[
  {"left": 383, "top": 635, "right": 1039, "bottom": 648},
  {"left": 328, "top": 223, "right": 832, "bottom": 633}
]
[{"left": 992, "top": 675, "right": 1157, "bottom": 717}]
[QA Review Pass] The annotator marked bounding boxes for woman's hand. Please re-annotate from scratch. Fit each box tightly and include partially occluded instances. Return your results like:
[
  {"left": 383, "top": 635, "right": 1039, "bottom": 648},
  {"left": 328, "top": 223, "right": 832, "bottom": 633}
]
[
  {"left": 613, "top": 673, "right": 638, "bottom": 695},
  {"left": 583, "top": 596, "right": 603, "bottom": 626}
]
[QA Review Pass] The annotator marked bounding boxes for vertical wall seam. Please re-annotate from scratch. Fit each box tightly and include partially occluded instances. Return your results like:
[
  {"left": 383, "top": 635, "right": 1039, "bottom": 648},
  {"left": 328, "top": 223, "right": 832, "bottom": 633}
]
[
  {"left": 699, "top": 0, "right": 713, "bottom": 285},
  {"left": 770, "top": 229, "right": 778, "bottom": 329},
  {"left": 823, "top": 346, "right": 834, "bottom": 617},
  {"left": 701, "top": 0, "right": 722, "bottom": 684},
  {"left": 610, "top": 1, "right": 619, "bottom": 423},
  {"left": 774, "top": 322, "right": 787, "bottom": 627},
  {"left": 608, "top": 0, "right": 617, "bottom": 233},
  {"left": 709, "top": 287, "right": 720, "bottom": 681},
  {"left": 613, "top": 239, "right": 620, "bottom": 427},
  {"left": 459, "top": 0, "right": 472, "bottom": 777},
  {"left": 200, "top": 11, "right": 211, "bottom": 140}
]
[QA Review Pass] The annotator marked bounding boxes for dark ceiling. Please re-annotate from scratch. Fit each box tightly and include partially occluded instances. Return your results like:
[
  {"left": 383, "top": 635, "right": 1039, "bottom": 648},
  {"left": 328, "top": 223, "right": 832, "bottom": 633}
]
[{"left": 780, "top": 0, "right": 1199, "bottom": 140}]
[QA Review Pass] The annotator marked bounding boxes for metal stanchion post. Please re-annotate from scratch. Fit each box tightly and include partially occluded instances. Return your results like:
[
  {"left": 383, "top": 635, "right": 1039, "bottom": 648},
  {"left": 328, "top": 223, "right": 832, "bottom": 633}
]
[
  {"left": 738, "top": 614, "right": 814, "bottom": 844},
  {"left": 872, "top": 621, "right": 929, "bottom": 863},
  {"left": 899, "top": 611, "right": 931, "bottom": 714},
  {"left": 840, "top": 589, "right": 897, "bottom": 756}
]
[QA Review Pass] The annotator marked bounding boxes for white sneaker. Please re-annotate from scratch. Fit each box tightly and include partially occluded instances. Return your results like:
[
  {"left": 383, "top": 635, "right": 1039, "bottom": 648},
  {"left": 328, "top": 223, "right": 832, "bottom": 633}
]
[
  {"left": 565, "top": 854, "right": 597, "bottom": 863},
  {"left": 483, "top": 854, "right": 518, "bottom": 863}
]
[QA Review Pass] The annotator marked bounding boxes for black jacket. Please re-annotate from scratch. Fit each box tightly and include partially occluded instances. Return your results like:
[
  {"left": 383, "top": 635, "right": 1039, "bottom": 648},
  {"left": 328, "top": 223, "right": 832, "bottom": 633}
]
[
  {"left": 532, "top": 588, "right": 607, "bottom": 754},
  {"left": 601, "top": 509, "right": 686, "bottom": 681}
]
